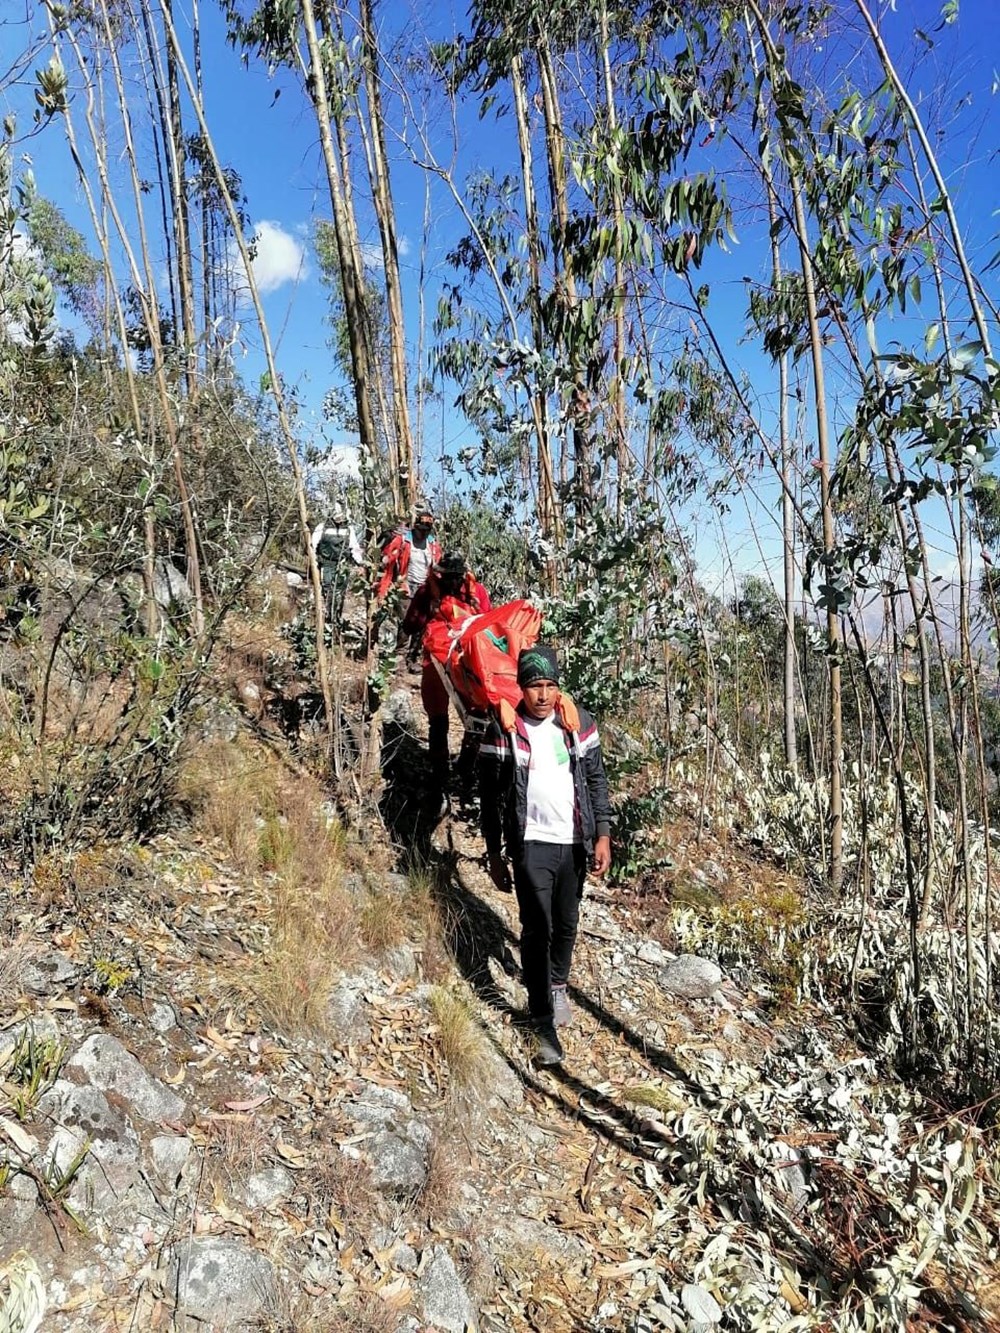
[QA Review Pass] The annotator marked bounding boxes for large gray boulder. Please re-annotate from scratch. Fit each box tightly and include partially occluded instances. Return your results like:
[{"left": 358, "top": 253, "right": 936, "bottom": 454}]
[
  {"left": 418, "top": 1245, "right": 478, "bottom": 1332},
  {"left": 658, "top": 955, "right": 723, "bottom": 999},
  {"left": 39, "top": 1081, "right": 147, "bottom": 1219},
  {"left": 169, "top": 1236, "right": 278, "bottom": 1327},
  {"left": 65, "top": 1034, "right": 186, "bottom": 1123}
]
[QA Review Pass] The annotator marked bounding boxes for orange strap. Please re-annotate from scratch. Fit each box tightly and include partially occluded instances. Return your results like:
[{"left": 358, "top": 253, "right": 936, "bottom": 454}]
[
  {"left": 557, "top": 692, "right": 580, "bottom": 733},
  {"left": 498, "top": 698, "right": 518, "bottom": 732}
]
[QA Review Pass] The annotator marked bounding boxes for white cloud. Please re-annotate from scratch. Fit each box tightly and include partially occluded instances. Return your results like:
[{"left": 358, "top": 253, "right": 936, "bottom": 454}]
[
  {"left": 323, "top": 444, "right": 361, "bottom": 479},
  {"left": 228, "top": 221, "right": 307, "bottom": 299}
]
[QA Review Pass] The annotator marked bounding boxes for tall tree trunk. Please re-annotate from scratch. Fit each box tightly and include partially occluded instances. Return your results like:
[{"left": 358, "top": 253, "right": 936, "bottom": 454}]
[
  {"left": 510, "top": 48, "right": 559, "bottom": 548},
  {"left": 358, "top": 0, "right": 415, "bottom": 510},
  {"left": 746, "top": 0, "right": 842, "bottom": 887},
  {"left": 163, "top": 0, "right": 205, "bottom": 628},
  {"left": 534, "top": 22, "right": 591, "bottom": 509},
  {"left": 300, "top": 0, "right": 380, "bottom": 482},
  {"left": 157, "top": 0, "right": 339, "bottom": 758},
  {"left": 597, "top": 0, "right": 628, "bottom": 519}
]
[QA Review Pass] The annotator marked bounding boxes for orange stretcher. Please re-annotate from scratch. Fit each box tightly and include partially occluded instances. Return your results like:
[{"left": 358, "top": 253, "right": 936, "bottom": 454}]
[{"left": 423, "top": 598, "right": 541, "bottom": 733}]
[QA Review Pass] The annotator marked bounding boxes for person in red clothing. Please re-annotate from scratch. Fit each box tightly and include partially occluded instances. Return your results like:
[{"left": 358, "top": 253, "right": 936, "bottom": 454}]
[
  {"left": 376, "top": 507, "right": 443, "bottom": 663},
  {"left": 405, "top": 551, "right": 491, "bottom": 796}
]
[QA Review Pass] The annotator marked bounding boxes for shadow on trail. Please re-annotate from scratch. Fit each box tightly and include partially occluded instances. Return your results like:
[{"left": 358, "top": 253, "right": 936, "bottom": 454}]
[{"left": 378, "top": 713, "right": 437, "bottom": 862}]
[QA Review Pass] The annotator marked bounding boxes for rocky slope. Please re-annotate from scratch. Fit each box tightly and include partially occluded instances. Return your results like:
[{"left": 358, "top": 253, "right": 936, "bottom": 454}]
[{"left": 0, "top": 680, "right": 994, "bottom": 1332}]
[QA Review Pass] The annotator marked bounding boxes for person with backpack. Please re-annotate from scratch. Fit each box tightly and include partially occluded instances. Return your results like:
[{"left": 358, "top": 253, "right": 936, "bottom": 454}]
[
  {"left": 376, "top": 507, "right": 442, "bottom": 661},
  {"left": 478, "top": 645, "right": 612, "bottom": 1066},
  {"left": 406, "top": 551, "right": 491, "bottom": 795},
  {"left": 311, "top": 504, "right": 364, "bottom": 628}
]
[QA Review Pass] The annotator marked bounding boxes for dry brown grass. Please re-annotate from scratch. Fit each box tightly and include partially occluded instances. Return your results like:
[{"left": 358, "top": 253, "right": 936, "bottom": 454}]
[
  {"left": 358, "top": 890, "right": 407, "bottom": 954},
  {"left": 202, "top": 1112, "right": 272, "bottom": 1183},
  {"left": 427, "top": 987, "right": 490, "bottom": 1093},
  {"left": 309, "top": 1142, "right": 387, "bottom": 1245},
  {"left": 260, "top": 1291, "right": 403, "bottom": 1333},
  {"left": 415, "top": 1132, "right": 466, "bottom": 1227},
  {"left": 178, "top": 737, "right": 361, "bottom": 1036},
  {"left": 0, "top": 931, "right": 39, "bottom": 1011},
  {"left": 401, "top": 867, "right": 452, "bottom": 983}
]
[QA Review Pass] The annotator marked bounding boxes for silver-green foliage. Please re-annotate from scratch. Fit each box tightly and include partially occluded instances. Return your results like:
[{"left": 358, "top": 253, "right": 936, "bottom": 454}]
[{"left": 677, "top": 751, "right": 1000, "bottom": 1089}]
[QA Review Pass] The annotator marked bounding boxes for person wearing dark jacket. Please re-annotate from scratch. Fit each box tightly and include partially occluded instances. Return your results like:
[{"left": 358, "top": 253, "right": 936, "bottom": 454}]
[{"left": 478, "top": 645, "right": 612, "bottom": 1066}]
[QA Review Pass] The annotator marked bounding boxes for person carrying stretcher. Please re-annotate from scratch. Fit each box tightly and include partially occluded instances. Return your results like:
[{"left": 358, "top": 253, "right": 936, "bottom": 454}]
[{"left": 404, "top": 551, "right": 491, "bottom": 798}]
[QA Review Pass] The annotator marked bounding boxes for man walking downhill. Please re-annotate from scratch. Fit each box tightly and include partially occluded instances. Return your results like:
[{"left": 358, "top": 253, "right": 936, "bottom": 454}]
[
  {"left": 479, "top": 645, "right": 612, "bottom": 1066},
  {"left": 376, "top": 507, "right": 442, "bottom": 665},
  {"left": 311, "top": 504, "right": 364, "bottom": 630}
]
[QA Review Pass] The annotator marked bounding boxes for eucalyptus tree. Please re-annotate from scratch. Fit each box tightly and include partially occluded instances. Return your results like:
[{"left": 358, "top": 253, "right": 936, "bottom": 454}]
[{"left": 224, "top": 0, "right": 416, "bottom": 518}]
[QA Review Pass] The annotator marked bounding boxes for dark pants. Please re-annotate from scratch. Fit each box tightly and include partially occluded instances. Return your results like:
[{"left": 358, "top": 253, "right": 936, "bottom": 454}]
[
  {"left": 321, "top": 561, "right": 349, "bottom": 627},
  {"left": 421, "top": 662, "right": 450, "bottom": 788},
  {"left": 513, "top": 841, "right": 586, "bottom": 1021}
]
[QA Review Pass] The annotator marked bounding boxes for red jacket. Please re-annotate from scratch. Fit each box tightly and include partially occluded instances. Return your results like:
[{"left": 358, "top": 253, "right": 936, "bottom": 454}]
[
  {"left": 376, "top": 529, "right": 443, "bottom": 601},
  {"left": 402, "top": 573, "right": 491, "bottom": 643}
]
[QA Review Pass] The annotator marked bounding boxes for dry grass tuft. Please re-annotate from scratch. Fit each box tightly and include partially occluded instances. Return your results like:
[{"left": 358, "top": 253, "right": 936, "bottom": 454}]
[
  {"left": 262, "top": 1291, "right": 402, "bottom": 1333},
  {"left": 310, "top": 1143, "right": 387, "bottom": 1245},
  {"left": 358, "top": 890, "right": 407, "bottom": 954},
  {"left": 178, "top": 737, "right": 360, "bottom": 1035},
  {"left": 202, "top": 1112, "right": 272, "bottom": 1183},
  {"left": 622, "top": 1081, "right": 686, "bottom": 1116},
  {"left": 416, "top": 1132, "right": 465, "bottom": 1227},
  {"left": 0, "top": 931, "right": 40, "bottom": 1011},
  {"left": 427, "top": 987, "right": 490, "bottom": 1093},
  {"left": 402, "top": 866, "right": 452, "bottom": 983}
]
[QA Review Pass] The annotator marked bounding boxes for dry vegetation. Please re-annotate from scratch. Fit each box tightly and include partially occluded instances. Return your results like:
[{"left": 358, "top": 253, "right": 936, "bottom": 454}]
[
  {"left": 177, "top": 737, "right": 360, "bottom": 1035},
  {"left": 426, "top": 987, "right": 491, "bottom": 1095}
]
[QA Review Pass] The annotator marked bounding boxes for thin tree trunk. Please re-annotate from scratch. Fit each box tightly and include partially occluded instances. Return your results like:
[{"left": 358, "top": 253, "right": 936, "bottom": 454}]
[
  {"left": 746, "top": 0, "right": 843, "bottom": 888},
  {"left": 157, "top": 0, "right": 339, "bottom": 759},
  {"left": 597, "top": 0, "right": 628, "bottom": 518},
  {"left": 534, "top": 23, "right": 591, "bottom": 508},
  {"left": 358, "top": 0, "right": 415, "bottom": 510},
  {"left": 300, "top": 0, "right": 380, "bottom": 480},
  {"left": 510, "top": 47, "right": 559, "bottom": 547}
]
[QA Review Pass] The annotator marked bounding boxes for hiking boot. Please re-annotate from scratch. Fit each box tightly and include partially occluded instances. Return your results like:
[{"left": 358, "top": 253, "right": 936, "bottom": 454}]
[
  {"left": 551, "top": 985, "right": 572, "bottom": 1028},
  {"left": 532, "top": 1023, "right": 563, "bottom": 1067}
]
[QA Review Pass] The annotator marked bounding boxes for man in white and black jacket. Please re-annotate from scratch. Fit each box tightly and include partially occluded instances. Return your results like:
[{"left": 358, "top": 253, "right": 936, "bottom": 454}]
[{"left": 479, "top": 645, "right": 612, "bottom": 1066}]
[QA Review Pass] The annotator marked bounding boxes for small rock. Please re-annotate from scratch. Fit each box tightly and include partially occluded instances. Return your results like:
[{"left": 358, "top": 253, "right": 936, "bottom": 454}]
[
  {"left": 493, "top": 1215, "right": 586, "bottom": 1261},
  {"left": 22, "top": 953, "right": 79, "bottom": 996},
  {"left": 418, "top": 1245, "right": 478, "bottom": 1332},
  {"left": 635, "top": 940, "right": 673, "bottom": 967},
  {"left": 659, "top": 954, "right": 723, "bottom": 999},
  {"left": 772, "top": 1142, "right": 808, "bottom": 1214},
  {"left": 368, "top": 1129, "right": 428, "bottom": 1195},
  {"left": 65, "top": 1034, "right": 185, "bottom": 1123},
  {"left": 237, "top": 1166, "right": 294, "bottom": 1210},
  {"left": 149, "top": 1135, "right": 193, "bottom": 1184},
  {"left": 382, "top": 689, "right": 416, "bottom": 727},
  {"left": 148, "top": 1002, "right": 177, "bottom": 1034},
  {"left": 393, "top": 1243, "right": 419, "bottom": 1273},
  {"left": 170, "top": 1237, "right": 277, "bottom": 1326},
  {"left": 384, "top": 944, "right": 418, "bottom": 978},
  {"left": 482, "top": 1048, "right": 524, "bottom": 1111}
]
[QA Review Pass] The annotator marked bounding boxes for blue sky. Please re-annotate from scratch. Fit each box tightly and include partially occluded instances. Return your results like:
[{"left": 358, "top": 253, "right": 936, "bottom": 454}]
[{"left": 3, "top": 0, "right": 999, "bottom": 597}]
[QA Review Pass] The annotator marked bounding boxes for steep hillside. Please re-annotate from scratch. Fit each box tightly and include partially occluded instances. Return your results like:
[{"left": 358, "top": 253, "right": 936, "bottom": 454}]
[{"left": 1, "top": 652, "right": 997, "bottom": 1332}]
